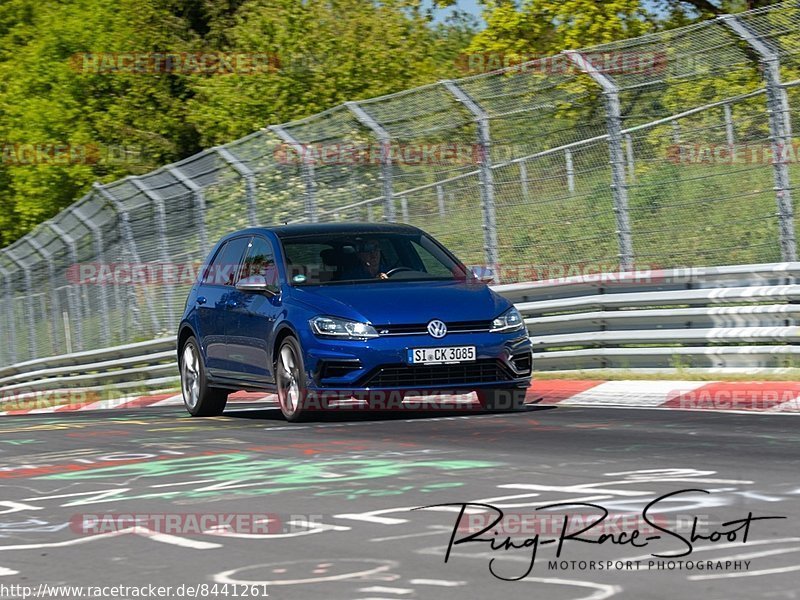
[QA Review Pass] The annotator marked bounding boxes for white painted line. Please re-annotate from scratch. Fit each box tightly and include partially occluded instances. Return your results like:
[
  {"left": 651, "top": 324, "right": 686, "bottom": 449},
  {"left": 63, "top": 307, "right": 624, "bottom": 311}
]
[
  {"left": 79, "top": 397, "right": 141, "bottom": 411},
  {"left": 370, "top": 527, "right": 451, "bottom": 543},
  {"left": 699, "top": 546, "right": 800, "bottom": 561},
  {"left": 688, "top": 564, "right": 800, "bottom": 580},
  {"left": 140, "top": 529, "right": 221, "bottom": 549},
  {"left": 205, "top": 520, "right": 349, "bottom": 539},
  {"left": 619, "top": 537, "right": 800, "bottom": 562},
  {"left": 408, "top": 579, "right": 465, "bottom": 587},
  {"left": 555, "top": 403, "right": 800, "bottom": 417},
  {"left": 22, "top": 406, "right": 63, "bottom": 414},
  {"left": 766, "top": 398, "right": 800, "bottom": 412},
  {"left": 0, "top": 567, "right": 18, "bottom": 576},
  {"left": 151, "top": 394, "right": 184, "bottom": 406},
  {"left": 215, "top": 560, "right": 395, "bottom": 586},
  {"left": 358, "top": 586, "right": 413, "bottom": 595},
  {"left": 559, "top": 380, "right": 705, "bottom": 407}
]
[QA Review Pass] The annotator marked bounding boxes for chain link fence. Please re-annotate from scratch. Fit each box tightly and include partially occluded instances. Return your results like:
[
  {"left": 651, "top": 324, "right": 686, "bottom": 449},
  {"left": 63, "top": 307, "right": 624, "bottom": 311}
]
[{"left": 1, "top": 3, "right": 799, "bottom": 366}]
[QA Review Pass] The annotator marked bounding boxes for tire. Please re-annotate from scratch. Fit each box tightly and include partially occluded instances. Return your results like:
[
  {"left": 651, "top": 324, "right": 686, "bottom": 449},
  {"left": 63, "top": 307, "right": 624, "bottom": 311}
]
[
  {"left": 477, "top": 387, "right": 527, "bottom": 412},
  {"left": 180, "top": 336, "right": 228, "bottom": 417},
  {"left": 276, "top": 336, "right": 311, "bottom": 422}
]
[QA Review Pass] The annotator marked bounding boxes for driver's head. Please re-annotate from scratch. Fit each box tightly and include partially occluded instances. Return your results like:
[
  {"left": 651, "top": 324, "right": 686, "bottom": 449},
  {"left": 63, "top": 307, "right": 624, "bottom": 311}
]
[{"left": 356, "top": 238, "right": 381, "bottom": 276}]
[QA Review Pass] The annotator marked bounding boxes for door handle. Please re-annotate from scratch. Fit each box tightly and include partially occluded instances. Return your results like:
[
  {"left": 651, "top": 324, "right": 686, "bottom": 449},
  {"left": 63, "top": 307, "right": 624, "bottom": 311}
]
[{"left": 196, "top": 296, "right": 206, "bottom": 305}]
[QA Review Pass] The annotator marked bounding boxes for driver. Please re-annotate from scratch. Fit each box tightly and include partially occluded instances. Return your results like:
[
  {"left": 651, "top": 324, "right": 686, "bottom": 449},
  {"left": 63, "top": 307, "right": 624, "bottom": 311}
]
[{"left": 342, "top": 238, "right": 389, "bottom": 280}]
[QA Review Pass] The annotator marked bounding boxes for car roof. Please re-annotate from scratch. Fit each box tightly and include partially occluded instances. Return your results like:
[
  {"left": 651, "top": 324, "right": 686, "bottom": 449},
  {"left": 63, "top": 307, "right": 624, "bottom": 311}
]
[{"left": 227, "top": 222, "right": 424, "bottom": 239}]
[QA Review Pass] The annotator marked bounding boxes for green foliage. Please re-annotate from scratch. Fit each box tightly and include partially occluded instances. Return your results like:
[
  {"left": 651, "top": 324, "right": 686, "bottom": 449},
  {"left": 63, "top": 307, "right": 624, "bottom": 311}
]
[
  {"left": 0, "top": 0, "right": 788, "bottom": 248},
  {"left": 468, "top": 0, "right": 653, "bottom": 57},
  {"left": 0, "top": 0, "right": 474, "bottom": 246}
]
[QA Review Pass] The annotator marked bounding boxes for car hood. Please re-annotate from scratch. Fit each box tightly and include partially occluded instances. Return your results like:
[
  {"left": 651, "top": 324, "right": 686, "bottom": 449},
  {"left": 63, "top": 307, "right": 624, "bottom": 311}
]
[{"left": 289, "top": 280, "right": 510, "bottom": 325}]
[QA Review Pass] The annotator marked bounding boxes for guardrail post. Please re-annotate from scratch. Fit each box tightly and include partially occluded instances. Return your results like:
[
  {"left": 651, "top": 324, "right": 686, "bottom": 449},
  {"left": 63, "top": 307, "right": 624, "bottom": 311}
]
[
  {"left": 216, "top": 147, "right": 258, "bottom": 227},
  {"left": 441, "top": 80, "right": 500, "bottom": 278},
  {"left": 723, "top": 102, "right": 735, "bottom": 147},
  {"left": 436, "top": 184, "right": 446, "bottom": 217},
  {"left": 0, "top": 265, "right": 17, "bottom": 365},
  {"left": 46, "top": 221, "right": 84, "bottom": 352},
  {"left": 565, "top": 149, "right": 575, "bottom": 194},
  {"left": 721, "top": 14, "right": 796, "bottom": 261},
  {"left": 169, "top": 167, "right": 209, "bottom": 255},
  {"left": 130, "top": 177, "right": 177, "bottom": 332},
  {"left": 671, "top": 121, "right": 682, "bottom": 144},
  {"left": 624, "top": 134, "right": 636, "bottom": 184},
  {"left": 93, "top": 183, "right": 160, "bottom": 335},
  {"left": 26, "top": 236, "right": 61, "bottom": 352},
  {"left": 564, "top": 50, "right": 634, "bottom": 270},
  {"left": 269, "top": 125, "right": 317, "bottom": 223},
  {"left": 69, "top": 206, "right": 111, "bottom": 346},
  {"left": 520, "top": 162, "right": 529, "bottom": 201},
  {"left": 4, "top": 250, "right": 36, "bottom": 359},
  {"left": 345, "top": 101, "right": 395, "bottom": 222}
]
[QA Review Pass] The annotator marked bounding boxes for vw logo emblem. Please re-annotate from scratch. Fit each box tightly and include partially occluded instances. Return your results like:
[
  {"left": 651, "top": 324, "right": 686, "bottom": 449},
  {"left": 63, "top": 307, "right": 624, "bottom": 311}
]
[{"left": 427, "top": 319, "right": 447, "bottom": 339}]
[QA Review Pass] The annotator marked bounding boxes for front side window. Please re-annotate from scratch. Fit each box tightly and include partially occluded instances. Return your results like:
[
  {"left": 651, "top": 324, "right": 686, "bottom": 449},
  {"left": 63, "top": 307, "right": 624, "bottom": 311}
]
[
  {"left": 240, "top": 236, "right": 279, "bottom": 288},
  {"left": 280, "top": 231, "right": 470, "bottom": 285},
  {"left": 202, "top": 237, "right": 250, "bottom": 286}
]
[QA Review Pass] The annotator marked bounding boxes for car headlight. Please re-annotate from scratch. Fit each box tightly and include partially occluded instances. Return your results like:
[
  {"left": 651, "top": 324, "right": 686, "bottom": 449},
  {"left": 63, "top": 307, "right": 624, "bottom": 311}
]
[
  {"left": 309, "top": 316, "right": 378, "bottom": 339},
  {"left": 490, "top": 307, "right": 525, "bottom": 333}
]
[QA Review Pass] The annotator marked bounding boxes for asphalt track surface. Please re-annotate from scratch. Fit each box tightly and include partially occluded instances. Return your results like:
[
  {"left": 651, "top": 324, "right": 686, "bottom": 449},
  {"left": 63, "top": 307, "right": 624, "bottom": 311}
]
[{"left": 0, "top": 401, "right": 798, "bottom": 600}]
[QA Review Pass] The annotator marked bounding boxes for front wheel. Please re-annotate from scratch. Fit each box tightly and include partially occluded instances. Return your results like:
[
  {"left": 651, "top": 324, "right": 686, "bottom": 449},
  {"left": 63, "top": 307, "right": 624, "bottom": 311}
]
[
  {"left": 477, "top": 387, "right": 527, "bottom": 412},
  {"left": 276, "top": 336, "right": 311, "bottom": 422},
  {"left": 180, "top": 336, "right": 228, "bottom": 416}
]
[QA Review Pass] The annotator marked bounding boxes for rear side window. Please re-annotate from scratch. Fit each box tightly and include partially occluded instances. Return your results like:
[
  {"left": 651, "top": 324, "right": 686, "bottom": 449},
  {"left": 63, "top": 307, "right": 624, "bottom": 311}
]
[{"left": 202, "top": 237, "right": 250, "bottom": 286}]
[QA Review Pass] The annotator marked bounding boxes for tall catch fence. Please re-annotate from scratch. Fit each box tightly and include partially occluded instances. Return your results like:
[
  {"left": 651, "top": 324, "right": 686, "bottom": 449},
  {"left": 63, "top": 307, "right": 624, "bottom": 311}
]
[{"left": 1, "top": 3, "right": 799, "bottom": 365}]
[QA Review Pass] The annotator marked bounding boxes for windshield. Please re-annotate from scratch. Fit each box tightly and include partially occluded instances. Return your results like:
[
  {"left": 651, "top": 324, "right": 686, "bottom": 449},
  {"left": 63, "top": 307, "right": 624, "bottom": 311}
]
[{"left": 279, "top": 231, "right": 471, "bottom": 285}]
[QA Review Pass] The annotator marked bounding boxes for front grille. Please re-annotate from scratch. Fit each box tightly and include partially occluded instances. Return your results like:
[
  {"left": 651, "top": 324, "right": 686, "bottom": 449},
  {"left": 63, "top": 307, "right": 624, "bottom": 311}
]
[
  {"left": 374, "top": 320, "right": 492, "bottom": 336},
  {"left": 360, "top": 359, "right": 513, "bottom": 388}
]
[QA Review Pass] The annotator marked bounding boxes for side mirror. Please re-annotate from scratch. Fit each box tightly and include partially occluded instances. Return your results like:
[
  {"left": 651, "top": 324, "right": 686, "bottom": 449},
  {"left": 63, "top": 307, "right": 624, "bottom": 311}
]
[
  {"left": 470, "top": 266, "right": 495, "bottom": 284},
  {"left": 236, "top": 275, "right": 279, "bottom": 296}
]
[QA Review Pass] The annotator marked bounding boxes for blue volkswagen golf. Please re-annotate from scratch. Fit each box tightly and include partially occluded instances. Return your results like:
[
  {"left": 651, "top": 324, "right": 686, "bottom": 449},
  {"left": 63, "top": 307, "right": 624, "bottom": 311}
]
[{"left": 178, "top": 223, "right": 532, "bottom": 421}]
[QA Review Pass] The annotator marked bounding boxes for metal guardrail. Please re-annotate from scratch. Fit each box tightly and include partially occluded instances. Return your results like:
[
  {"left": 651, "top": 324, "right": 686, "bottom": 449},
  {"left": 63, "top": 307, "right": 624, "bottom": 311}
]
[
  {"left": 1, "top": 263, "right": 799, "bottom": 397},
  {"left": 501, "top": 262, "right": 800, "bottom": 371},
  {"left": 0, "top": 337, "right": 179, "bottom": 395}
]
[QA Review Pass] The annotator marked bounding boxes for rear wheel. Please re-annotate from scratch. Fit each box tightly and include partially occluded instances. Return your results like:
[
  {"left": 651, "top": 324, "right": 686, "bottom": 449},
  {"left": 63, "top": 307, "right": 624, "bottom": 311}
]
[
  {"left": 477, "top": 387, "right": 527, "bottom": 412},
  {"left": 276, "top": 336, "right": 311, "bottom": 422},
  {"left": 180, "top": 336, "right": 228, "bottom": 416}
]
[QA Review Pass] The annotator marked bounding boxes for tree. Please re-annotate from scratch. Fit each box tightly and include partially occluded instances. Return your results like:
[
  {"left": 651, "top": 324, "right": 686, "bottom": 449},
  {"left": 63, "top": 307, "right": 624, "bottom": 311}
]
[
  {"left": 0, "top": 0, "right": 475, "bottom": 246},
  {"left": 0, "top": 0, "right": 199, "bottom": 245},
  {"left": 185, "top": 0, "right": 467, "bottom": 145},
  {"left": 465, "top": 0, "right": 654, "bottom": 62}
]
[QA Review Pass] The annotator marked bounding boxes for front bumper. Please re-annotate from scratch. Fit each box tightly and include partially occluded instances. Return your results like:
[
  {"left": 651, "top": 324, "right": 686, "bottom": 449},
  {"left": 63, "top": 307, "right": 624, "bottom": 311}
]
[{"left": 298, "top": 328, "right": 532, "bottom": 393}]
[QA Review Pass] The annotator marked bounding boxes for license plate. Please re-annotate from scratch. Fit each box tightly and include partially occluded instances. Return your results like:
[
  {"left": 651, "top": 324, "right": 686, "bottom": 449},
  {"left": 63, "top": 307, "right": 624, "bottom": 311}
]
[{"left": 408, "top": 346, "right": 476, "bottom": 364}]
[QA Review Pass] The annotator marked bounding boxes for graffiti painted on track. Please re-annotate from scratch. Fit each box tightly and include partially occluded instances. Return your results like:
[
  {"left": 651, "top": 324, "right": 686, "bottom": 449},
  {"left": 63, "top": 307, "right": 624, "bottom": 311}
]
[{"left": 28, "top": 454, "right": 495, "bottom": 504}]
